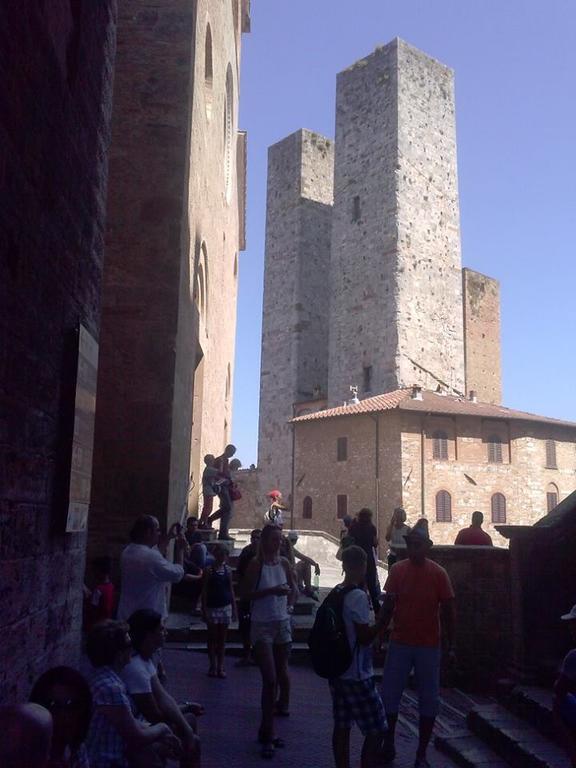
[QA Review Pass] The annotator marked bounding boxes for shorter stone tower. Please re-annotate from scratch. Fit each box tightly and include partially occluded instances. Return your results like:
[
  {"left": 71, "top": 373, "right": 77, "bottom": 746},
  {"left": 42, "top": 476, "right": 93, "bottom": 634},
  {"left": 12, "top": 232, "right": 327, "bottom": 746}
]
[
  {"left": 258, "top": 130, "right": 334, "bottom": 498},
  {"left": 463, "top": 268, "right": 502, "bottom": 404}
]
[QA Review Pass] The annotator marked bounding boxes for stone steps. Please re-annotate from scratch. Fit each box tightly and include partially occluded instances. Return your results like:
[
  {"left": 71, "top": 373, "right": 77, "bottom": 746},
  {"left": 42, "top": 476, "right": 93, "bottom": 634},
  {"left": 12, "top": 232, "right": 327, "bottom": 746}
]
[
  {"left": 502, "top": 686, "right": 556, "bottom": 741},
  {"left": 467, "top": 704, "right": 570, "bottom": 768},
  {"left": 435, "top": 733, "right": 510, "bottom": 767}
]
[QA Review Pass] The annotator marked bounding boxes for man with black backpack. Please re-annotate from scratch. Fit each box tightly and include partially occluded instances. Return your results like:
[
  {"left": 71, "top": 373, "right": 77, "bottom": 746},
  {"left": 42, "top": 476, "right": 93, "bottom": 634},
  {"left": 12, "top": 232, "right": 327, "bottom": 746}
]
[{"left": 309, "top": 545, "right": 388, "bottom": 768}]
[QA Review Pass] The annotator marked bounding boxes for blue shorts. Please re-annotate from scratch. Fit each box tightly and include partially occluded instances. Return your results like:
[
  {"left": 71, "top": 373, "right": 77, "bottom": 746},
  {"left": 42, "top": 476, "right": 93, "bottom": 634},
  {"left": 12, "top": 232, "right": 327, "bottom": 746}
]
[
  {"left": 329, "top": 677, "right": 387, "bottom": 735},
  {"left": 380, "top": 642, "right": 441, "bottom": 718}
]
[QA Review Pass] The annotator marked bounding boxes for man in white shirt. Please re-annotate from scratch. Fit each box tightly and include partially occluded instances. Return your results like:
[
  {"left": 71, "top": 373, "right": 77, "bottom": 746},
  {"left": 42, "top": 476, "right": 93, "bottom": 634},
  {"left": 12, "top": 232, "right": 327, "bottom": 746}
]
[
  {"left": 330, "top": 545, "right": 388, "bottom": 768},
  {"left": 118, "top": 515, "right": 199, "bottom": 621}
]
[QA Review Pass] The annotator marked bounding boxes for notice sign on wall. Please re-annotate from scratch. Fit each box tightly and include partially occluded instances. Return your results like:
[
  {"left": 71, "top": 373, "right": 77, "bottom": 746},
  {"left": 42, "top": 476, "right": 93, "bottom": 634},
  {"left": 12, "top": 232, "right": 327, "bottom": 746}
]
[{"left": 66, "top": 325, "right": 99, "bottom": 532}]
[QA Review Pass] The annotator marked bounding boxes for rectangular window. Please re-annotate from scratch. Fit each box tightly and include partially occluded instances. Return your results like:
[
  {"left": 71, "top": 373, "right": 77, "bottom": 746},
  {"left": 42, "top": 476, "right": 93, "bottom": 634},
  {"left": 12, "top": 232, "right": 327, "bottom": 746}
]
[
  {"left": 547, "top": 492, "right": 558, "bottom": 513},
  {"left": 362, "top": 365, "right": 373, "bottom": 393},
  {"left": 337, "top": 437, "right": 348, "bottom": 462},
  {"left": 336, "top": 494, "right": 348, "bottom": 520},
  {"left": 352, "top": 195, "right": 361, "bottom": 222}
]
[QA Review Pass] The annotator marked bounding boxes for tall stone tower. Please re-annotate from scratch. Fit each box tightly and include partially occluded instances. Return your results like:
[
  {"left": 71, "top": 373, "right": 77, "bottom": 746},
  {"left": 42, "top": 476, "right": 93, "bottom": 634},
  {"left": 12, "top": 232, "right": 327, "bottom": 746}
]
[
  {"left": 258, "top": 130, "right": 334, "bottom": 498},
  {"left": 327, "top": 39, "right": 466, "bottom": 405}
]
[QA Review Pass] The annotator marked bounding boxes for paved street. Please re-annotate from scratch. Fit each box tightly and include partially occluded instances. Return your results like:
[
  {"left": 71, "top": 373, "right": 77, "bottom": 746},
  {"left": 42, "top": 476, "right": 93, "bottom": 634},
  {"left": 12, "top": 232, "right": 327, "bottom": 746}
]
[{"left": 163, "top": 647, "right": 457, "bottom": 768}]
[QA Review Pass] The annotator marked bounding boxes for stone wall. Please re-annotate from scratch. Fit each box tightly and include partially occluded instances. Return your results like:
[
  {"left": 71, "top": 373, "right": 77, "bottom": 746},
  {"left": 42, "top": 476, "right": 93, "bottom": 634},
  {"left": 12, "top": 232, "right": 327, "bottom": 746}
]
[
  {"left": 289, "top": 409, "right": 576, "bottom": 549},
  {"left": 89, "top": 0, "right": 246, "bottom": 563},
  {"left": 428, "top": 546, "right": 513, "bottom": 689},
  {"left": 0, "top": 3, "right": 117, "bottom": 702},
  {"left": 328, "top": 39, "right": 465, "bottom": 406},
  {"left": 463, "top": 268, "right": 502, "bottom": 404},
  {"left": 258, "top": 130, "right": 334, "bottom": 498}
]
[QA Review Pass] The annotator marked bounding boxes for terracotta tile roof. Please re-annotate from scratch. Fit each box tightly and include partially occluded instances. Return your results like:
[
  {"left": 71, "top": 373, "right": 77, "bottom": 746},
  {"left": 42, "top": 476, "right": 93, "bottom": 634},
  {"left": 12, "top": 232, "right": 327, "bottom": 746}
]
[{"left": 291, "top": 387, "right": 576, "bottom": 428}]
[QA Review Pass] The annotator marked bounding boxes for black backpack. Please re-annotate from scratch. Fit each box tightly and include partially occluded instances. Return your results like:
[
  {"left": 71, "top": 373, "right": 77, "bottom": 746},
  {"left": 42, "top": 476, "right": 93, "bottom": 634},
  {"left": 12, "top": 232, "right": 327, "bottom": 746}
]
[{"left": 308, "top": 584, "right": 360, "bottom": 679}]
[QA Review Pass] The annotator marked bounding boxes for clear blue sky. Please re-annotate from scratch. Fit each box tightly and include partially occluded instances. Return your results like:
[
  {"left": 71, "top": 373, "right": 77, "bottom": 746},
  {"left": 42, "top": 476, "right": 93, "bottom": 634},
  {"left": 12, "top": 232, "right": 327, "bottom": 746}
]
[{"left": 232, "top": 0, "right": 576, "bottom": 468}]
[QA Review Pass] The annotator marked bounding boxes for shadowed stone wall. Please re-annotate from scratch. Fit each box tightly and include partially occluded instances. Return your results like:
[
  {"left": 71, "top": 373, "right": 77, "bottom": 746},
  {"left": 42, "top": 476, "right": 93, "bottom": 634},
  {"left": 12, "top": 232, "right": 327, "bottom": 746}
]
[{"left": 0, "top": 2, "right": 117, "bottom": 702}]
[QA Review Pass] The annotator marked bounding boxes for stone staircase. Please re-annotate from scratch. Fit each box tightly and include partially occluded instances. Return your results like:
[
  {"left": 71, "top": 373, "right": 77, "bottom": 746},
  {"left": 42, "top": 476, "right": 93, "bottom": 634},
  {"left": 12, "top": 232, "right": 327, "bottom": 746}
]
[
  {"left": 166, "top": 528, "right": 320, "bottom": 659},
  {"left": 436, "top": 685, "right": 571, "bottom": 767}
]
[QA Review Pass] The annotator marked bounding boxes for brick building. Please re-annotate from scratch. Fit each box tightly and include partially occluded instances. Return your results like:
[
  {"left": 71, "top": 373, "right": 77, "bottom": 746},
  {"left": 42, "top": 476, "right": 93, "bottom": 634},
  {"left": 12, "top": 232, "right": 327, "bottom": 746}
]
[
  {"left": 88, "top": 0, "right": 250, "bottom": 563},
  {"left": 255, "top": 39, "right": 503, "bottom": 503},
  {"left": 289, "top": 387, "right": 576, "bottom": 546},
  {"left": 0, "top": 4, "right": 117, "bottom": 701}
]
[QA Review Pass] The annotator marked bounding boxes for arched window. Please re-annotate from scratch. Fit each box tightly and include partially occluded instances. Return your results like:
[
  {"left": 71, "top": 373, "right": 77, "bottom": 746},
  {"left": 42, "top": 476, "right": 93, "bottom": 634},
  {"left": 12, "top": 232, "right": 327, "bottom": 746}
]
[
  {"left": 303, "top": 496, "right": 312, "bottom": 520},
  {"left": 223, "top": 64, "right": 234, "bottom": 203},
  {"left": 436, "top": 490, "right": 452, "bottom": 522},
  {"left": 204, "top": 24, "right": 213, "bottom": 120},
  {"left": 432, "top": 431, "right": 448, "bottom": 461},
  {"left": 545, "top": 440, "right": 557, "bottom": 469},
  {"left": 487, "top": 435, "right": 503, "bottom": 464},
  {"left": 491, "top": 493, "right": 507, "bottom": 524},
  {"left": 547, "top": 483, "right": 559, "bottom": 513},
  {"left": 194, "top": 242, "right": 209, "bottom": 330}
]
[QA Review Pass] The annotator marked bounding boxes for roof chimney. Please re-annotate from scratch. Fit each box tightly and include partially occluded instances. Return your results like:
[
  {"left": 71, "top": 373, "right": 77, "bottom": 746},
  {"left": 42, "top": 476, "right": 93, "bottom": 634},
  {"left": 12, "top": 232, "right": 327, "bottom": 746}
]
[
  {"left": 469, "top": 390, "right": 477, "bottom": 403},
  {"left": 411, "top": 385, "right": 423, "bottom": 401}
]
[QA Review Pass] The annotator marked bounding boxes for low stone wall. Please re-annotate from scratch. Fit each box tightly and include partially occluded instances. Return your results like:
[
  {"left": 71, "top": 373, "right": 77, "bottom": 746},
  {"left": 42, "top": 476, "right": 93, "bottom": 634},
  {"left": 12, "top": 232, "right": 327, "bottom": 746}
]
[{"left": 428, "top": 545, "right": 512, "bottom": 690}]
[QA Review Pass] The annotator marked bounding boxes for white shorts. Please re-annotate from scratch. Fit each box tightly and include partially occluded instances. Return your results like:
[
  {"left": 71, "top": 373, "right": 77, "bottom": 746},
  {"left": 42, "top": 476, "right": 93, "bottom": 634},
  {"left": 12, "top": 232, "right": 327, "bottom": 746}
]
[
  {"left": 205, "top": 605, "right": 232, "bottom": 625},
  {"left": 251, "top": 618, "right": 292, "bottom": 646}
]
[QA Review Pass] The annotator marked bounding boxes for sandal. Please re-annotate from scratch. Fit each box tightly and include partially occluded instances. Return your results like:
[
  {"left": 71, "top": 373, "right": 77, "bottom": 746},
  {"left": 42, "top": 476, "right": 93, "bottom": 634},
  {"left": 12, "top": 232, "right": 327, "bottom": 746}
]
[
  {"left": 217, "top": 670, "right": 227, "bottom": 679},
  {"left": 261, "top": 742, "right": 275, "bottom": 759},
  {"left": 207, "top": 669, "right": 217, "bottom": 678},
  {"left": 258, "top": 732, "right": 285, "bottom": 748}
]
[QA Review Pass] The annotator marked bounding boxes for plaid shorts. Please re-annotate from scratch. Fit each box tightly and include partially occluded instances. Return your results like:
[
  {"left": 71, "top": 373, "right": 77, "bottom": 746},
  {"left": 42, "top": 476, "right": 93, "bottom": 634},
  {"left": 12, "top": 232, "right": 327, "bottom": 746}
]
[{"left": 329, "top": 677, "right": 387, "bottom": 735}]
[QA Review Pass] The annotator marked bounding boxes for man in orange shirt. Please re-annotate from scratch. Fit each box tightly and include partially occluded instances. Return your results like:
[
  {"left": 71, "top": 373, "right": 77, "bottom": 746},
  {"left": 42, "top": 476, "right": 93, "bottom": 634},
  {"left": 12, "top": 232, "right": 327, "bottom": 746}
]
[
  {"left": 454, "top": 511, "right": 493, "bottom": 546},
  {"left": 379, "top": 519, "right": 456, "bottom": 768}
]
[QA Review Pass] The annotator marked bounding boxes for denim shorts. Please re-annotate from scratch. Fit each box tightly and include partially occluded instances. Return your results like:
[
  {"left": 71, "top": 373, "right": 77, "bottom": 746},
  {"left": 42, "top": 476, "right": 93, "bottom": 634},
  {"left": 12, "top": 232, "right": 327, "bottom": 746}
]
[{"left": 380, "top": 642, "right": 441, "bottom": 718}]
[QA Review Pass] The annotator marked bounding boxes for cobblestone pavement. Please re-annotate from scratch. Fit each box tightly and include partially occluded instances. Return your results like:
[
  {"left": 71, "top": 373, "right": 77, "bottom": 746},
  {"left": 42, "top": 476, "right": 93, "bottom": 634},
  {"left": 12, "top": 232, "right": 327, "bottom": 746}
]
[{"left": 163, "top": 647, "right": 457, "bottom": 768}]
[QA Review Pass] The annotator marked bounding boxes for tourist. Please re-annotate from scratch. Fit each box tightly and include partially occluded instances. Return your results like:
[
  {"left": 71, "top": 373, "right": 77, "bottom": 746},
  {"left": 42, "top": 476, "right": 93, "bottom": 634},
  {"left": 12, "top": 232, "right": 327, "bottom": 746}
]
[
  {"left": 0, "top": 703, "right": 53, "bottom": 768},
  {"left": 117, "top": 515, "right": 200, "bottom": 622},
  {"left": 241, "top": 524, "right": 298, "bottom": 759},
  {"left": 123, "top": 610, "right": 201, "bottom": 768},
  {"left": 349, "top": 509, "right": 381, "bottom": 612},
  {"left": 454, "top": 511, "right": 493, "bottom": 546},
  {"left": 330, "top": 546, "right": 388, "bottom": 768},
  {"left": 206, "top": 445, "right": 237, "bottom": 540},
  {"left": 340, "top": 514, "right": 354, "bottom": 542},
  {"left": 379, "top": 519, "right": 456, "bottom": 768},
  {"left": 198, "top": 455, "right": 219, "bottom": 528},
  {"left": 236, "top": 529, "right": 262, "bottom": 666},
  {"left": 287, "top": 531, "right": 321, "bottom": 600},
  {"left": 185, "top": 517, "right": 203, "bottom": 547},
  {"left": 30, "top": 667, "right": 92, "bottom": 768},
  {"left": 85, "top": 620, "right": 182, "bottom": 767},
  {"left": 385, "top": 508, "right": 411, "bottom": 569},
  {"left": 84, "top": 556, "right": 116, "bottom": 632},
  {"left": 264, "top": 490, "right": 289, "bottom": 526},
  {"left": 554, "top": 603, "right": 576, "bottom": 766},
  {"left": 201, "top": 544, "right": 237, "bottom": 678}
]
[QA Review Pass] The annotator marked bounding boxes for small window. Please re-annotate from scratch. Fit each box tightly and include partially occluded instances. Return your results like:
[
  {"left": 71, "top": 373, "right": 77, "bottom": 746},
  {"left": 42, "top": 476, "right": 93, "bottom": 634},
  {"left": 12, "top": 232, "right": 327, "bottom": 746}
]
[
  {"left": 336, "top": 495, "right": 348, "bottom": 520},
  {"left": 337, "top": 437, "right": 348, "bottom": 462},
  {"left": 302, "top": 496, "right": 312, "bottom": 519},
  {"left": 547, "top": 483, "right": 559, "bottom": 513},
  {"left": 432, "top": 431, "right": 448, "bottom": 461},
  {"left": 488, "top": 435, "right": 503, "bottom": 464},
  {"left": 362, "top": 365, "right": 372, "bottom": 393},
  {"left": 545, "top": 440, "right": 557, "bottom": 469},
  {"left": 436, "top": 490, "right": 452, "bottom": 522},
  {"left": 491, "top": 493, "right": 507, "bottom": 524},
  {"left": 352, "top": 195, "right": 361, "bottom": 222},
  {"left": 204, "top": 24, "right": 214, "bottom": 120}
]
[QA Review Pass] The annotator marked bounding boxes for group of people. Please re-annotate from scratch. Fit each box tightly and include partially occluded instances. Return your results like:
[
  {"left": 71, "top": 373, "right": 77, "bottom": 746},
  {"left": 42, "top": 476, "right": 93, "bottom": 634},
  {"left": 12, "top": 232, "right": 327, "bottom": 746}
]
[
  {"left": 198, "top": 445, "right": 242, "bottom": 540},
  {"left": 3, "top": 501, "right": 576, "bottom": 768}
]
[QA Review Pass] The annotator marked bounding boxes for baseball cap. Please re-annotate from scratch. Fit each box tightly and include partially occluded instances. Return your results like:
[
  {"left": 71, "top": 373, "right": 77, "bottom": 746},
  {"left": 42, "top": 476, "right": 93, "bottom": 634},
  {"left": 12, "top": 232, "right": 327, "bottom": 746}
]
[{"left": 561, "top": 604, "right": 576, "bottom": 621}]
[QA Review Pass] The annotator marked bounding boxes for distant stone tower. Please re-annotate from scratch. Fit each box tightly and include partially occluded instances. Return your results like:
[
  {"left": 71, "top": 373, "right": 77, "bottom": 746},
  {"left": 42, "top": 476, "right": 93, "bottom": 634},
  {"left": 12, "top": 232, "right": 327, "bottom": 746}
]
[
  {"left": 327, "top": 39, "right": 466, "bottom": 404},
  {"left": 258, "top": 130, "right": 334, "bottom": 499},
  {"left": 463, "top": 268, "right": 502, "bottom": 404}
]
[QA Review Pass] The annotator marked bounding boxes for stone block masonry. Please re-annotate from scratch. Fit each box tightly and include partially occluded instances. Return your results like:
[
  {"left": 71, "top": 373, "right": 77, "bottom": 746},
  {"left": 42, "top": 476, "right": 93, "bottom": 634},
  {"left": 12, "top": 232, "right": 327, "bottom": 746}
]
[
  {"left": 328, "top": 39, "right": 466, "bottom": 405},
  {"left": 0, "top": 3, "right": 117, "bottom": 702},
  {"left": 258, "top": 130, "right": 334, "bottom": 499},
  {"left": 463, "top": 268, "right": 502, "bottom": 404}
]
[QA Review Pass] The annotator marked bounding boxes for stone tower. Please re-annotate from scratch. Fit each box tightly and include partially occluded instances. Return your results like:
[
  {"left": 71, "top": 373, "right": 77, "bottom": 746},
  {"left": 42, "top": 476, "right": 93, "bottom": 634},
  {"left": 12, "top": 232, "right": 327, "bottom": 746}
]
[
  {"left": 258, "top": 130, "right": 334, "bottom": 498},
  {"left": 327, "top": 39, "right": 466, "bottom": 405},
  {"left": 463, "top": 268, "right": 502, "bottom": 404}
]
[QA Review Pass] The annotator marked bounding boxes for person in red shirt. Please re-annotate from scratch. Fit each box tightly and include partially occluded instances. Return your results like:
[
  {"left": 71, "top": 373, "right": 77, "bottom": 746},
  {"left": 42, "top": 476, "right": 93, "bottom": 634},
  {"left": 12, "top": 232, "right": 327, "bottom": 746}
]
[
  {"left": 454, "top": 511, "right": 493, "bottom": 546},
  {"left": 83, "top": 557, "right": 116, "bottom": 632},
  {"left": 379, "top": 519, "right": 456, "bottom": 768}
]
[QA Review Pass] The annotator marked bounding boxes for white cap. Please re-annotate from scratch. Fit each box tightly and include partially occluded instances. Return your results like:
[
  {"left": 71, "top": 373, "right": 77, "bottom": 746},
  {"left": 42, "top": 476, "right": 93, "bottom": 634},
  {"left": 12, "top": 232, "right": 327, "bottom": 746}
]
[{"left": 561, "top": 604, "right": 576, "bottom": 621}]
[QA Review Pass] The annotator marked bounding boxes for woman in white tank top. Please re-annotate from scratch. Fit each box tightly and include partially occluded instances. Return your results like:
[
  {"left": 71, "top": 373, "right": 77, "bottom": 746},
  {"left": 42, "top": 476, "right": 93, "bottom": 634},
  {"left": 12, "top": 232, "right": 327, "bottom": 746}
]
[{"left": 242, "top": 524, "right": 298, "bottom": 758}]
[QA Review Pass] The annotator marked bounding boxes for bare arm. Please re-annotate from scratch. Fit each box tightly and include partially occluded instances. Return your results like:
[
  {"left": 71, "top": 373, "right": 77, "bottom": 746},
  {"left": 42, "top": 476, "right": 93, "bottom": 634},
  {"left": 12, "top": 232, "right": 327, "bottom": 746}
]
[
  {"left": 97, "top": 704, "right": 172, "bottom": 749},
  {"left": 282, "top": 557, "right": 299, "bottom": 608},
  {"left": 152, "top": 676, "right": 195, "bottom": 737},
  {"left": 241, "top": 559, "right": 287, "bottom": 602},
  {"left": 292, "top": 548, "right": 318, "bottom": 569}
]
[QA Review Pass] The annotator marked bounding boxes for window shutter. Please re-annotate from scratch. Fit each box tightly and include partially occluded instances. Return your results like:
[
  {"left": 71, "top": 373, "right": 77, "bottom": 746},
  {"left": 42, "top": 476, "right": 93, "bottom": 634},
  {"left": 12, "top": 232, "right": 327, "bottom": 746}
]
[
  {"left": 435, "top": 490, "right": 452, "bottom": 522},
  {"left": 488, "top": 436, "right": 503, "bottom": 464},
  {"left": 336, "top": 495, "right": 348, "bottom": 520},
  {"left": 433, "top": 431, "right": 448, "bottom": 461},
  {"left": 491, "top": 493, "right": 507, "bottom": 524},
  {"left": 545, "top": 440, "right": 557, "bottom": 469},
  {"left": 337, "top": 437, "right": 348, "bottom": 462},
  {"left": 302, "top": 496, "right": 313, "bottom": 519}
]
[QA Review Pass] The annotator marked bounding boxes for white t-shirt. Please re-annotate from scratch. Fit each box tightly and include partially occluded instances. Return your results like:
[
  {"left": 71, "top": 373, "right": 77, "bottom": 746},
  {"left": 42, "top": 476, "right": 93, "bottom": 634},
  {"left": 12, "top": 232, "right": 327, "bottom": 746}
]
[
  {"left": 117, "top": 543, "right": 184, "bottom": 620},
  {"left": 121, "top": 654, "right": 157, "bottom": 695},
  {"left": 340, "top": 587, "right": 374, "bottom": 681}
]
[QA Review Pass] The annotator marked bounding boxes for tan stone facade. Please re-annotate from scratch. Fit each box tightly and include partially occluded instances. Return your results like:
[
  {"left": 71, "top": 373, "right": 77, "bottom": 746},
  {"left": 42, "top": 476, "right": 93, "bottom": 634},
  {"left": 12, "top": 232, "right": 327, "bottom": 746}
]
[
  {"left": 463, "top": 268, "right": 502, "bottom": 404},
  {"left": 291, "top": 394, "right": 576, "bottom": 548},
  {"left": 89, "top": 0, "right": 249, "bottom": 563}
]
